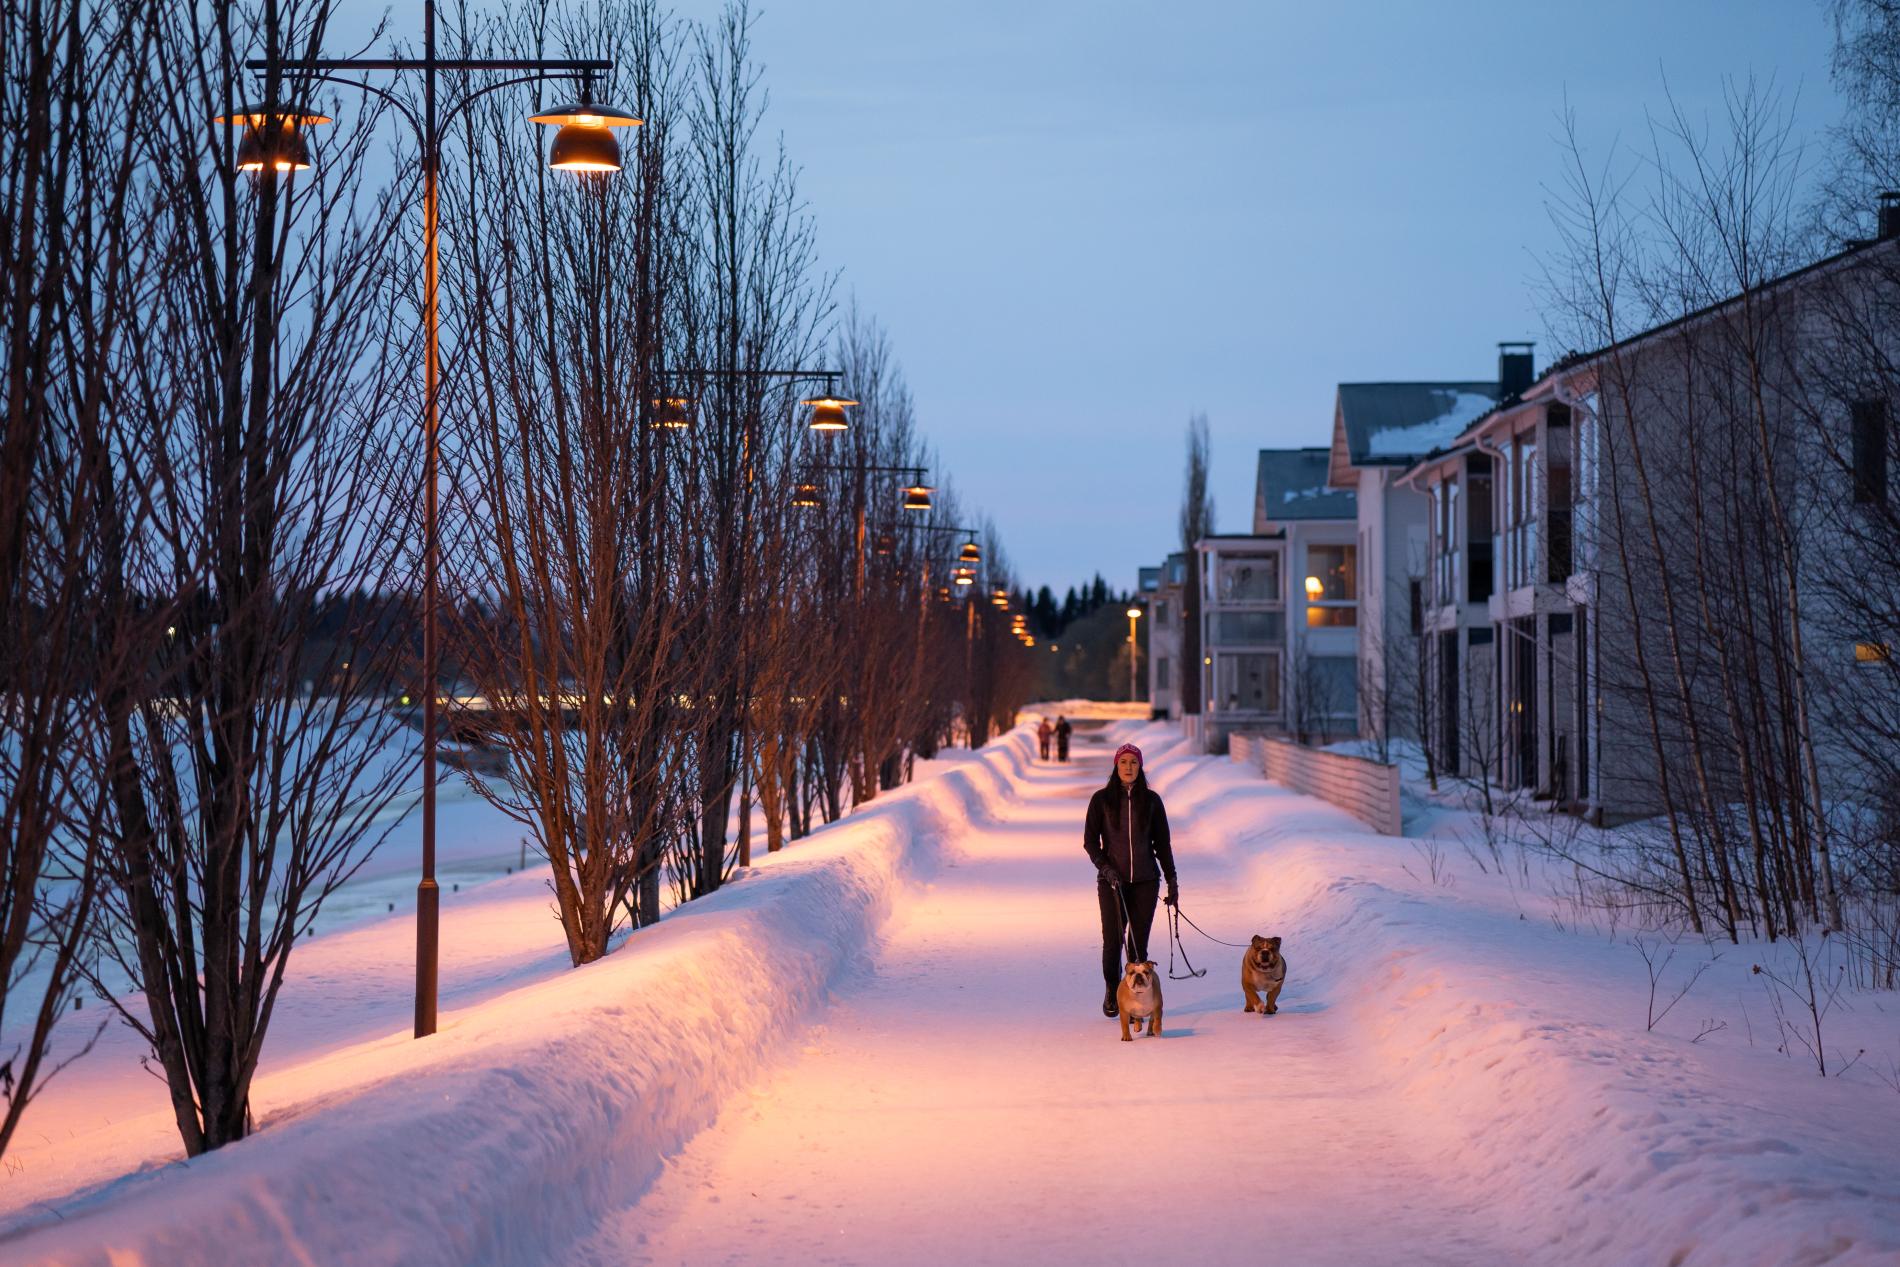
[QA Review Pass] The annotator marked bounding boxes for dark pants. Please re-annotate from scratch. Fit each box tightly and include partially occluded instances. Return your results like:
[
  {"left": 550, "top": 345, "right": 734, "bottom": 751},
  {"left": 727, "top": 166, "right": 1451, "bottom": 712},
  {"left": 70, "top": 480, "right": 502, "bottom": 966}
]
[
  {"left": 1098, "top": 879, "right": 1159, "bottom": 987},
  {"left": 1039, "top": 735, "right": 1050, "bottom": 758},
  {"left": 1057, "top": 736, "right": 1070, "bottom": 761}
]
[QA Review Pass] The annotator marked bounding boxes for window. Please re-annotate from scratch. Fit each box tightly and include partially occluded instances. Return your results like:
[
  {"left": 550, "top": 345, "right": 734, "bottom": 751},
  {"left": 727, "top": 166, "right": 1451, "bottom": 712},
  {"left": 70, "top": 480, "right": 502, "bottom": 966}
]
[
  {"left": 1409, "top": 580, "right": 1423, "bottom": 636},
  {"left": 1303, "top": 543, "right": 1357, "bottom": 627},
  {"left": 1507, "top": 435, "right": 1537, "bottom": 588},
  {"left": 1468, "top": 453, "right": 1494, "bottom": 604},
  {"left": 1547, "top": 406, "right": 1573, "bottom": 582},
  {"left": 1216, "top": 554, "right": 1280, "bottom": 602},
  {"left": 1432, "top": 477, "right": 1460, "bottom": 607},
  {"left": 1215, "top": 610, "right": 1285, "bottom": 643},
  {"left": 1217, "top": 652, "right": 1281, "bottom": 713},
  {"left": 1573, "top": 399, "right": 1598, "bottom": 570},
  {"left": 1469, "top": 626, "right": 1495, "bottom": 646},
  {"left": 1154, "top": 599, "right": 1169, "bottom": 626},
  {"left": 1156, "top": 657, "right": 1172, "bottom": 689},
  {"left": 1856, "top": 641, "right": 1892, "bottom": 664},
  {"left": 1852, "top": 399, "right": 1889, "bottom": 505}
]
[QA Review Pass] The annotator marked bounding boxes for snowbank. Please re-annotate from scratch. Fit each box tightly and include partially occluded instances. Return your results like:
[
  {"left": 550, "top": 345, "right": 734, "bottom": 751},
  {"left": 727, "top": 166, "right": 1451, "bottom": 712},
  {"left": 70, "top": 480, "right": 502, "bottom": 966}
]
[
  {"left": 1148, "top": 722, "right": 1900, "bottom": 1266},
  {"left": 0, "top": 730, "right": 1038, "bottom": 1267}
]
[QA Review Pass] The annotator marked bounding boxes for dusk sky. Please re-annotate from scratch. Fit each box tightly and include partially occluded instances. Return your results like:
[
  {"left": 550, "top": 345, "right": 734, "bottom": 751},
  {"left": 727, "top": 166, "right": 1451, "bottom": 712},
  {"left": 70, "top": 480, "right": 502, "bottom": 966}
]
[
  {"left": 672, "top": 0, "right": 1846, "bottom": 594},
  {"left": 329, "top": 1, "right": 1851, "bottom": 593}
]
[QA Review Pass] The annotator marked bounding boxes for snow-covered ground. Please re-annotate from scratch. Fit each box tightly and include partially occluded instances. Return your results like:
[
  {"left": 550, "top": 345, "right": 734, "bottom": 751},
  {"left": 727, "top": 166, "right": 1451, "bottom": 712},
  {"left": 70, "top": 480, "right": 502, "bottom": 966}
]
[{"left": 4, "top": 717, "right": 1898, "bottom": 1264}]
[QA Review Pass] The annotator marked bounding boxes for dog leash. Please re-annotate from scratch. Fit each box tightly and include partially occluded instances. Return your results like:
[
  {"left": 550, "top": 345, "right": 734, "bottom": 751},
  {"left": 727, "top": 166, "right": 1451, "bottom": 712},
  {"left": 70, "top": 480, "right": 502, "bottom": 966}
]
[
  {"left": 1109, "top": 874, "right": 1253, "bottom": 955},
  {"left": 1165, "top": 905, "right": 1206, "bottom": 980},
  {"left": 1173, "top": 905, "right": 1253, "bottom": 949},
  {"left": 1109, "top": 880, "right": 1138, "bottom": 965},
  {"left": 1111, "top": 877, "right": 1207, "bottom": 981}
]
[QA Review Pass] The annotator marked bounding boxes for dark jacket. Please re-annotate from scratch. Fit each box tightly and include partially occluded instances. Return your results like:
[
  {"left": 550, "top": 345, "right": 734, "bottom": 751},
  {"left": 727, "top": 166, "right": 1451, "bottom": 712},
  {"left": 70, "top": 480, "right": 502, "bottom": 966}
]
[{"left": 1083, "top": 771, "right": 1176, "bottom": 886}]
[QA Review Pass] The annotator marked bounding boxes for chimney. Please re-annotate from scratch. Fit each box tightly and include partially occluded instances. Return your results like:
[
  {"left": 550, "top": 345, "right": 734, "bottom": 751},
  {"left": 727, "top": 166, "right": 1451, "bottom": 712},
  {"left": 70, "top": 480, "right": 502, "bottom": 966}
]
[
  {"left": 1497, "top": 341, "right": 1535, "bottom": 398},
  {"left": 1879, "top": 191, "right": 1900, "bottom": 240}
]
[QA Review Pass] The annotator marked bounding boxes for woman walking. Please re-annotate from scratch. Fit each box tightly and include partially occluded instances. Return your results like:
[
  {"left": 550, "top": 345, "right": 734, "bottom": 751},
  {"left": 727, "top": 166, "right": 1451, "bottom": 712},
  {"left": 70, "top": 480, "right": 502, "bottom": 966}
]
[{"left": 1083, "top": 742, "right": 1179, "bottom": 1017}]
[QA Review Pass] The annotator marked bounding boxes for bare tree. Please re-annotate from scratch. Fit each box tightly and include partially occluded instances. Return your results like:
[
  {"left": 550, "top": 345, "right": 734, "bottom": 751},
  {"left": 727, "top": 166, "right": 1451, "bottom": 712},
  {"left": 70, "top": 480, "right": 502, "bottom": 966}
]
[
  {"left": 0, "top": 0, "right": 161, "bottom": 1160},
  {"left": 1179, "top": 414, "right": 1214, "bottom": 720},
  {"left": 436, "top": 0, "right": 695, "bottom": 959},
  {"left": 77, "top": 0, "right": 418, "bottom": 1156},
  {"left": 670, "top": 0, "right": 830, "bottom": 899}
]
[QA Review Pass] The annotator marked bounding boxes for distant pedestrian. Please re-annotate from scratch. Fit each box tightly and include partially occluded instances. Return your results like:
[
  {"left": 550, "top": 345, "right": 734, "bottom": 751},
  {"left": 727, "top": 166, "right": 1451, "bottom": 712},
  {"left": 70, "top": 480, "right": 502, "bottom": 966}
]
[
  {"left": 1055, "top": 715, "right": 1072, "bottom": 763},
  {"left": 1084, "top": 742, "right": 1178, "bottom": 1017},
  {"left": 1037, "top": 716, "right": 1054, "bottom": 760}
]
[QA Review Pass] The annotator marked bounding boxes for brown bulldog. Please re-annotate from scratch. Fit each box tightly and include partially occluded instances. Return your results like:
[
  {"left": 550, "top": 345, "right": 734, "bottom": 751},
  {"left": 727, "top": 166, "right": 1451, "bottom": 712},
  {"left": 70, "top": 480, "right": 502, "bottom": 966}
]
[
  {"left": 1117, "top": 960, "right": 1163, "bottom": 1041},
  {"left": 1241, "top": 935, "right": 1286, "bottom": 1015}
]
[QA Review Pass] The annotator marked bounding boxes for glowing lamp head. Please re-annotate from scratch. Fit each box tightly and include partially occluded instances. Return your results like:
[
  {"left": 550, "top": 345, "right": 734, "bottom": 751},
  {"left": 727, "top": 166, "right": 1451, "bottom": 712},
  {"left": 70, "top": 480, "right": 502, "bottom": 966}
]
[
  {"left": 957, "top": 540, "right": 981, "bottom": 565},
  {"left": 531, "top": 99, "right": 641, "bottom": 173},
  {"left": 790, "top": 482, "right": 823, "bottom": 508},
  {"left": 901, "top": 485, "right": 934, "bottom": 512},
  {"left": 803, "top": 394, "right": 856, "bottom": 432},
  {"left": 215, "top": 106, "right": 331, "bottom": 173},
  {"left": 651, "top": 396, "right": 694, "bottom": 429},
  {"left": 1127, "top": 606, "right": 1142, "bottom": 619},
  {"left": 953, "top": 567, "right": 975, "bottom": 587}
]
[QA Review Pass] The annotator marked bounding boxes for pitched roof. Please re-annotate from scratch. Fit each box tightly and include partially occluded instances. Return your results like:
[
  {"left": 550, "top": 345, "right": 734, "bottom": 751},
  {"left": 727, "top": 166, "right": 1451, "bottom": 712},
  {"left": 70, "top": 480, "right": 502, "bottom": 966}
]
[
  {"left": 1255, "top": 447, "right": 1357, "bottom": 527},
  {"left": 1336, "top": 382, "right": 1501, "bottom": 470}
]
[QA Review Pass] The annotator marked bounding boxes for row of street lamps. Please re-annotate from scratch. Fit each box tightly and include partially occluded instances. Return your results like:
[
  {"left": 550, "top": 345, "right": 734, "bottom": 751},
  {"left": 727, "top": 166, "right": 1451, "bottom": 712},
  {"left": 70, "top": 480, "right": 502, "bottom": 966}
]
[{"left": 220, "top": 4, "right": 901, "bottom": 1039}]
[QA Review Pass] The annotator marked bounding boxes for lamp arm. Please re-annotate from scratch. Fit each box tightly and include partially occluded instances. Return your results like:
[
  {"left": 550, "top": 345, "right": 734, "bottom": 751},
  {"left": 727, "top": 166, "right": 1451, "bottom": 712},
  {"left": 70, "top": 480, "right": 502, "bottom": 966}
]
[
  {"left": 441, "top": 70, "right": 595, "bottom": 133},
  {"left": 263, "top": 70, "right": 426, "bottom": 145}
]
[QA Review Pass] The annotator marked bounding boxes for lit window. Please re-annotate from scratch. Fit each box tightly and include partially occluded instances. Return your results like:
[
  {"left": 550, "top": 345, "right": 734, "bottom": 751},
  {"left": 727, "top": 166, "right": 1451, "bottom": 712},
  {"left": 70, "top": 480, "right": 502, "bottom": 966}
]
[
  {"left": 1303, "top": 544, "right": 1357, "bottom": 626},
  {"left": 1856, "top": 641, "right": 1892, "bottom": 664}
]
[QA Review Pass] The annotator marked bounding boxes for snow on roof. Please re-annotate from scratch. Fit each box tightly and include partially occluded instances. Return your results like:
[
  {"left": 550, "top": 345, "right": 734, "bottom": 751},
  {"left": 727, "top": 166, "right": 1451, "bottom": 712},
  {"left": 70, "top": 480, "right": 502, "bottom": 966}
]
[
  {"left": 1337, "top": 382, "right": 1501, "bottom": 466},
  {"left": 1255, "top": 448, "right": 1356, "bottom": 528},
  {"left": 1363, "top": 390, "right": 1498, "bottom": 457}
]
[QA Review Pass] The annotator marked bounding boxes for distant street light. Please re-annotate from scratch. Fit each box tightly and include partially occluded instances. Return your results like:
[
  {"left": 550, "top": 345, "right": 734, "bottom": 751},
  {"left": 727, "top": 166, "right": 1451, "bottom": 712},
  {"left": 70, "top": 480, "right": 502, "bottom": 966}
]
[{"left": 1126, "top": 605, "right": 1142, "bottom": 703}]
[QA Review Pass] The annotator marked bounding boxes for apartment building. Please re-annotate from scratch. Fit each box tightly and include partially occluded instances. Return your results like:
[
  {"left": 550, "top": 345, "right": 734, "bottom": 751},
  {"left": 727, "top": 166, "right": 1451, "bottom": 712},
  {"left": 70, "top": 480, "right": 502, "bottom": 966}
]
[{"left": 1401, "top": 222, "right": 1900, "bottom": 820}]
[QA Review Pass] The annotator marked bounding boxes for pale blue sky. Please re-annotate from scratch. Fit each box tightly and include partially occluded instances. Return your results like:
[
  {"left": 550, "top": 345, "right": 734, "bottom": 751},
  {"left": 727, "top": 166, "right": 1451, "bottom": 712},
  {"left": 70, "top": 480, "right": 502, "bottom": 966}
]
[
  {"left": 709, "top": 1, "right": 1847, "bottom": 591},
  {"left": 332, "top": 1, "right": 1850, "bottom": 592}
]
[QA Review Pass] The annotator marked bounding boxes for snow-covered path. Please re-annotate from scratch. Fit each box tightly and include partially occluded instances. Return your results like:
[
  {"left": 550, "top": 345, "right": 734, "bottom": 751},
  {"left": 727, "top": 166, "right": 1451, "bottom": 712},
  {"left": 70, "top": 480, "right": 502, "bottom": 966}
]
[{"left": 572, "top": 727, "right": 1515, "bottom": 1265}]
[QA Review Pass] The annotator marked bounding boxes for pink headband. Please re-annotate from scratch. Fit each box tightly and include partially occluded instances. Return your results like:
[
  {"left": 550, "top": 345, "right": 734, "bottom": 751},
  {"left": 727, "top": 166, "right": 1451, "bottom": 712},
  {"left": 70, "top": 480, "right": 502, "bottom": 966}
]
[{"left": 1112, "top": 743, "right": 1143, "bottom": 767}]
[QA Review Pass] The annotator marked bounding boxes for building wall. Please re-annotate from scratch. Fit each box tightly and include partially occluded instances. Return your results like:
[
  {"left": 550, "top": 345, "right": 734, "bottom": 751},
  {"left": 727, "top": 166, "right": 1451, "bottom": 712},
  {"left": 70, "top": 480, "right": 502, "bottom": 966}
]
[
  {"left": 1288, "top": 521, "right": 1359, "bottom": 744},
  {"left": 1355, "top": 466, "right": 1430, "bottom": 752},
  {"left": 1147, "top": 582, "right": 1184, "bottom": 719}
]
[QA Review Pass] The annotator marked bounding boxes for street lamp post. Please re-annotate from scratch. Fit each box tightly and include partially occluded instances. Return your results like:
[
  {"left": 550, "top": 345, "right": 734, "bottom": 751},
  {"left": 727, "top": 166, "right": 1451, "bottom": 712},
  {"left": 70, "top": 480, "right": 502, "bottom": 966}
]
[
  {"left": 229, "top": 1, "right": 636, "bottom": 1038},
  {"left": 793, "top": 461, "right": 930, "bottom": 591},
  {"left": 1126, "top": 605, "right": 1143, "bottom": 703}
]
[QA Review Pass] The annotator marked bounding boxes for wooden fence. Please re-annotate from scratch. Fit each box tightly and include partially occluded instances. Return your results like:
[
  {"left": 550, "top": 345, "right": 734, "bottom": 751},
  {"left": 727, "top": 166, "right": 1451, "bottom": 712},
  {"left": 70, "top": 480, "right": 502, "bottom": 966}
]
[{"left": 1228, "top": 732, "right": 1402, "bottom": 836}]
